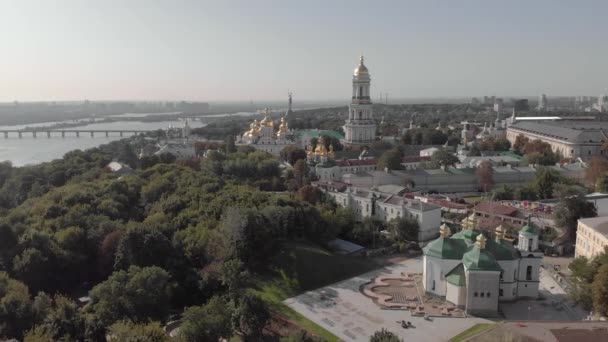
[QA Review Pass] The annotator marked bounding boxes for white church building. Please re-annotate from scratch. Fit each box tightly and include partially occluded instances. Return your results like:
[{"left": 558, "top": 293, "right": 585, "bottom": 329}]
[
  {"left": 235, "top": 108, "right": 296, "bottom": 155},
  {"left": 422, "top": 215, "right": 543, "bottom": 316}
]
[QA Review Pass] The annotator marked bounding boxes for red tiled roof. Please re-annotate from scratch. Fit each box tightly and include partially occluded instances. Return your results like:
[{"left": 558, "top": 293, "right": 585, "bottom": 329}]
[
  {"left": 474, "top": 201, "right": 519, "bottom": 217},
  {"left": 428, "top": 198, "right": 472, "bottom": 210},
  {"left": 335, "top": 159, "right": 377, "bottom": 167}
]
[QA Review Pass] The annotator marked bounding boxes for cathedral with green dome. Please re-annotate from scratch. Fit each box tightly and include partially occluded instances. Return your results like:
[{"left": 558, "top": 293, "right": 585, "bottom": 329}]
[{"left": 422, "top": 214, "right": 543, "bottom": 316}]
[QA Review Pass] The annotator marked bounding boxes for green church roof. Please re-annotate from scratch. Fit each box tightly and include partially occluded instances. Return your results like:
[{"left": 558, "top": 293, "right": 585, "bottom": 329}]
[
  {"left": 519, "top": 216, "right": 538, "bottom": 237},
  {"left": 451, "top": 228, "right": 479, "bottom": 243},
  {"left": 423, "top": 237, "right": 468, "bottom": 260},
  {"left": 486, "top": 238, "right": 520, "bottom": 260},
  {"left": 295, "top": 130, "right": 345, "bottom": 140},
  {"left": 519, "top": 223, "right": 538, "bottom": 237},
  {"left": 446, "top": 264, "right": 466, "bottom": 286},
  {"left": 462, "top": 245, "right": 502, "bottom": 272}
]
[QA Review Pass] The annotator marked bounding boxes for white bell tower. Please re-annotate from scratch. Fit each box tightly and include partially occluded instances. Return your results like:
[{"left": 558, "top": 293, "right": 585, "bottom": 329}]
[{"left": 344, "top": 55, "right": 376, "bottom": 145}]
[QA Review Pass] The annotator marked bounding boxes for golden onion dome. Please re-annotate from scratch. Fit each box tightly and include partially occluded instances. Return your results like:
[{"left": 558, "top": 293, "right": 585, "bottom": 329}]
[
  {"left": 354, "top": 55, "right": 369, "bottom": 76},
  {"left": 260, "top": 116, "right": 273, "bottom": 127},
  {"left": 278, "top": 117, "right": 288, "bottom": 132}
]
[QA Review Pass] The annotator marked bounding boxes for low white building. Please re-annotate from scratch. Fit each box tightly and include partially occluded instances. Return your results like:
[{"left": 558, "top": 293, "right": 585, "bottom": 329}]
[
  {"left": 319, "top": 185, "right": 442, "bottom": 242},
  {"left": 311, "top": 155, "right": 428, "bottom": 181},
  {"left": 456, "top": 155, "right": 522, "bottom": 169},
  {"left": 339, "top": 162, "right": 585, "bottom": 193},
  {"left": 506, "top": 120, "right": 608, "bottom": 159},
  {"left": 420, "top": 147, "right": 439, "bottom": 157},
  {"left": 422, "top": 216, "right": 543, "bottom": 317},
  {"left": 575, "top": 216, "right": 608, "bottom": 259},
  {"left": 105, "top": 161, "right": 133, "bottom": 176},
  {"left": 312, "top": 158, "right": 377, "bottom": 181},
  {"left": 155, "top": 142, "right": 196, "bottom": 160}
]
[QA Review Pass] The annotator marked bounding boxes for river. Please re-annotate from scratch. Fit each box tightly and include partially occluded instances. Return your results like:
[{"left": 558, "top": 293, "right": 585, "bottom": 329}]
[{"left": 0, "top": 119, "right": 207, "bottom": 166}]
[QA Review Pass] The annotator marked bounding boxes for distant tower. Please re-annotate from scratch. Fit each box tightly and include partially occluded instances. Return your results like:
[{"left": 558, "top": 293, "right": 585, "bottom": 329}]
[
  {"left": 599, "top": 94, "right": 607, "bottom": 112},
  {"left": 287, "top": 92, "right": 293, "bottom": 114},
  {"left": 182, "top": 119, "right": 191, "bottom": 139},
  {"left": 506, "top": 108, "right": 517, "bottom": 127},
  {"left": 344, "top": 55, "right": 376, "bottom": 145},
  {"left": 538, "top": 94, "right": 548, "bottom": 111}
]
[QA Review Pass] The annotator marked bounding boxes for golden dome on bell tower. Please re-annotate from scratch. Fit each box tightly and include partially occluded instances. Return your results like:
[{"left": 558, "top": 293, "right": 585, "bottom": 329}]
[{"left": 354, "top": 55, "right": 369, "bottom": 76}]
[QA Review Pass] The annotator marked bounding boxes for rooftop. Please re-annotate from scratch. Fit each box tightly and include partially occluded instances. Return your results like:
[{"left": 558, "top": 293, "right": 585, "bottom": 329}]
[
  {"left": 335, "top": 158, "right": 377, "bottom": 167},
  {"left": 469, "top": 321, "right": 608, "bottom": 342},
  {"left": 474, "top": 202, "right": 519, "bottom": 217},
  {"left": 446, "top": 264, "right": 466, "bottom": 286},
  {"left": 311, "top": 180, "right": 348, "bottom": 192},
  {"left": 327, "top": 238, "right": 366, "bottom": 255},
  {"left": 579, "top": 216, "right": 608, "bottom": 237},
  {"left": 378, "top": 194, "right": 440, "bottom": 212},
  {"left": 462, "top": 244, "right": 502, "bottom": 272},
  {"left": 295, "top": 129, "right": 345, "bottom": 140},
  {"left": 509, "top": 120, "right": 608, "bottom": 143}
]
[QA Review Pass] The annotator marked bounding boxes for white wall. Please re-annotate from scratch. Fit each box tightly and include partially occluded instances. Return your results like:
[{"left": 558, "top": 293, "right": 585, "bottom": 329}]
[
  {"left": 517, "top": 254, "right": 542, "bottom": 298},
  {"left": 446, "top": 282, "right": 466, "bottom": 307},
  {"left": 424, "top": 257, "right": 461, "bottom": 297},
  {"left": 419, "top": 208, "right": 442, "bottom": 241},
  {"left": 465, "top": 270, "right": 500, "bottom": 316},
  {"left": 497, "top": 260, "right": 519, "bottom": 301}
]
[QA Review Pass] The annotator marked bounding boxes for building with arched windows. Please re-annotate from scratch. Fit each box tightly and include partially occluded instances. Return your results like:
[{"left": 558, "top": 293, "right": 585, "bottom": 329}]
[
  {"left": 422, "top": 216, "right": 543, "bottom": 316},
  {"left": 506, "top": 120, "right": 608, "bottom": 159},
  {"left": 343, "top": 55, "right": 376, "bottom": 146}
]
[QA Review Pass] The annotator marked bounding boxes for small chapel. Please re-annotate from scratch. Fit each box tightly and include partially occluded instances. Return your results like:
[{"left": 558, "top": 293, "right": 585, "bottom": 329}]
[{"left": 422, "top": 214, "right": 543, "bottom": 316}]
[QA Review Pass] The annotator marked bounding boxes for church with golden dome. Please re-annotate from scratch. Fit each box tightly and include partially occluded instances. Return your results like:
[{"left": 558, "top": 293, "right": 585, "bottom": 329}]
[
  {"left": 343, "top": 55, "right": 377, "bottom": 145},
  {"left": 306, "top": 141, "right": 336, "bottom": 164},
  {"left": 422, "top": 214, "right": 543, "bottom": 316},
  {"left": 235, "top": 107, "right": 296, "bottom": 155}
]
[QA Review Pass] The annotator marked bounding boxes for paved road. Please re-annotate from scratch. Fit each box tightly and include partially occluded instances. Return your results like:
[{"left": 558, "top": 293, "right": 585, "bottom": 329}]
[{"left": 500, "top": 268, "right": 586, "bottom": 321}]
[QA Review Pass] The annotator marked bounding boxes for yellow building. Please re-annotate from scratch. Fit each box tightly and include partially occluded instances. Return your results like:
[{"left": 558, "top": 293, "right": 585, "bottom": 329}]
[{"left": 575, "top": 217, "right": 608, "bottom": 259}]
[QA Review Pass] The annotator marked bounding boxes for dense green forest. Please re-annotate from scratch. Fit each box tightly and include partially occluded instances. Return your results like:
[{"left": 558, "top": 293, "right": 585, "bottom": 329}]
[{"left": 0, "top": 137, "right": 391, "bottom": 341}]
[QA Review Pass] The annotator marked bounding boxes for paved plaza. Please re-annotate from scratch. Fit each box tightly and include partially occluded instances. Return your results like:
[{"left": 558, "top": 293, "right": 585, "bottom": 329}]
[
  {"left": 284, "top": 257, "right": 491, "bottom": 341},
  {"left": 499, "top": 268, "right": 587, "bottom": 321}
]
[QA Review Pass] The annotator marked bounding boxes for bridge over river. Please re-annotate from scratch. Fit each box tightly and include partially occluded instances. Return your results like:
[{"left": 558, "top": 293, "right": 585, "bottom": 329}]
[{"left": 1, "top": 129, "right": 152, "bottom": 138}]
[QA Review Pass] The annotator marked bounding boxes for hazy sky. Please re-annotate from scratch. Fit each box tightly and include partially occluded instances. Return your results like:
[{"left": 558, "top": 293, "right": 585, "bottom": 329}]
[{"left": 0, "top": 0, "right": 606, "bottom": 102}]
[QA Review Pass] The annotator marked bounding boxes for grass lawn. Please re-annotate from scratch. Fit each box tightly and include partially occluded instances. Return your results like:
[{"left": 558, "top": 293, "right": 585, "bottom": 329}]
[
  {"left": 251, "top": 240, "right": 383, "bottom": 341},
  {"left": 449, "top": 323, "right": 495, "bottom": 342}
]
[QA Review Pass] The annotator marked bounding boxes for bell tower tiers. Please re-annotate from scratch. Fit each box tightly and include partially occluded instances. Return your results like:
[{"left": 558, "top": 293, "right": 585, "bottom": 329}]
[{"left": 344, "top": 55, "right": 376, "bottom": 145}]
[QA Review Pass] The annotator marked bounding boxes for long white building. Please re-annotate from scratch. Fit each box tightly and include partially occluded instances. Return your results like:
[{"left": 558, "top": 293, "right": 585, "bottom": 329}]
[
  {"left": 506, "top": 120, "right": 608, "bottom": 159},
  {"left": 318, "top": 184, "right": 442, "bottom": 242}
]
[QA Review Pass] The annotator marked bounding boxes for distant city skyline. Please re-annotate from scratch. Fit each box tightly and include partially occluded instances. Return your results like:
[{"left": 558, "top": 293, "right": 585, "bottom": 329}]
[{"left": 1, "top": 0, "right": 607, "bottom": 102}]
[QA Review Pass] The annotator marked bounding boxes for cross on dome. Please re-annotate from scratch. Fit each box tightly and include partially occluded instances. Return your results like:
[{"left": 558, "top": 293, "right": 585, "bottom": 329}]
[{"left": 354, "top": 54, "right": 369, "bottom": 76}]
